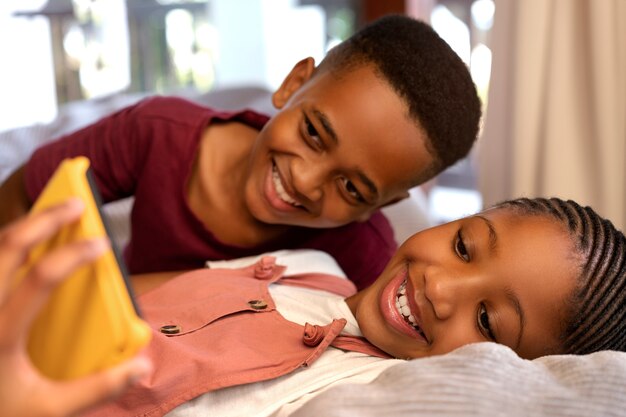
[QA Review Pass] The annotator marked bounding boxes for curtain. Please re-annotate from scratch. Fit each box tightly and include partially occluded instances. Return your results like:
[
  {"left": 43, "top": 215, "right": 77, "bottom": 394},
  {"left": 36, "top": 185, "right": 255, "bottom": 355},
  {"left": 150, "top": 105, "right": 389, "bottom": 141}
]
[{"left": 479, "top": 0, "right": 626, "bottom": 230}]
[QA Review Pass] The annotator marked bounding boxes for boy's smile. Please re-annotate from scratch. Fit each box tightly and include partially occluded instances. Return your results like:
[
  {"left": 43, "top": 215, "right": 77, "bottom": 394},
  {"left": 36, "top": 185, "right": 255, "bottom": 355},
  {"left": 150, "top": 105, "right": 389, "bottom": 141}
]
[
  {"left": 269, "top": 162, "right": 301, "bottom": 209},
  {"left": 347, "top": 209, "right": 580, "bottom": 360},
  {"left": 243, "top": 59, "right": 433, "bottom": 229}
]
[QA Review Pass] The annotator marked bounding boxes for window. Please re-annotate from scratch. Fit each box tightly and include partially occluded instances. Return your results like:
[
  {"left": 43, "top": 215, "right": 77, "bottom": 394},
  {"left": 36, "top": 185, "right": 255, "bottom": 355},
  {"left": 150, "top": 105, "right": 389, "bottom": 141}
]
[
  {"left": 426, "top": 0, "right": 495, "bottom": 223},
  {"left": 1, "top": 0, "right": 494, "bottom": 226}
]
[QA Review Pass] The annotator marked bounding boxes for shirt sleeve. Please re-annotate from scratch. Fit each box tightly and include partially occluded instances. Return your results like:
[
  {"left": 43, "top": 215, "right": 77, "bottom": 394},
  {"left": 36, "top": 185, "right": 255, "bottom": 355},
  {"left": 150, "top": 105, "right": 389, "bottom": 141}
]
[{"left": 24, "top": 98, "right": 154, "bottom": 203}]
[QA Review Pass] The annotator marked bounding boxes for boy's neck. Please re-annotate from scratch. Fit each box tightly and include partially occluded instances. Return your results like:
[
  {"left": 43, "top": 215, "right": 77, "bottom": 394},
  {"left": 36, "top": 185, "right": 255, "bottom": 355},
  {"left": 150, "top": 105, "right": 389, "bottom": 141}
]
[{"left": 186, "top": 121, "right": 290, "bottom": 247}]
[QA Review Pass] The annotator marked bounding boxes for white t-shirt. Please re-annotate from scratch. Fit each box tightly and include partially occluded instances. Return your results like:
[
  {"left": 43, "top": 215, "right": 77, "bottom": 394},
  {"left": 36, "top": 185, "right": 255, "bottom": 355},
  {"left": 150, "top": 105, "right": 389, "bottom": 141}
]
[{"left": 167, "top": 250, "right": 403, "bottom": 417}]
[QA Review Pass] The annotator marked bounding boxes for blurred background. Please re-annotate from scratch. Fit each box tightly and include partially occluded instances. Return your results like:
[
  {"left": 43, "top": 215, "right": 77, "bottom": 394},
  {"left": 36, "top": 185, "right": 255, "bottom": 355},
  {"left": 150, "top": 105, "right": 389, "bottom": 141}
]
[{"left": 1, "top": 0, "right": 624, "bottom": 230}]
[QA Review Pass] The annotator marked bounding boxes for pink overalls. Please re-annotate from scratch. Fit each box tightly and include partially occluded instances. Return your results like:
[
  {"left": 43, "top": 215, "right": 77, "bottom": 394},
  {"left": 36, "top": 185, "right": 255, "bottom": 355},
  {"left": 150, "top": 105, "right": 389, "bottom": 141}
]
[{"left": 85, "top": 257, "right": 389, "bottom": 417}]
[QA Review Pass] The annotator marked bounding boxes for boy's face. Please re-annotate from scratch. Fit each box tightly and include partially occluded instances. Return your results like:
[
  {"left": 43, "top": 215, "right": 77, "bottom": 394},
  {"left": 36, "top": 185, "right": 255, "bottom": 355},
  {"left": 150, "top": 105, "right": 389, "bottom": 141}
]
[
  {"left": 346, "top": 209, "right": 579, "bottom": 360},
  {"left": 243, "top": 59, "right": 433, "bottom": 228}
]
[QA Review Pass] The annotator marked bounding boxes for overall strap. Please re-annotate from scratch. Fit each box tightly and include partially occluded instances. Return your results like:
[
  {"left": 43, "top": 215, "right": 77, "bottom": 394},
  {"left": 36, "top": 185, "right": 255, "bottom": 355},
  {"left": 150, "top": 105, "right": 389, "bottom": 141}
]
[
  {"left": 331, "top": 335, "right": 393, "bottom": 359},
  {"left": 279, "top": 273, "right": 357, "bottom": 297}
]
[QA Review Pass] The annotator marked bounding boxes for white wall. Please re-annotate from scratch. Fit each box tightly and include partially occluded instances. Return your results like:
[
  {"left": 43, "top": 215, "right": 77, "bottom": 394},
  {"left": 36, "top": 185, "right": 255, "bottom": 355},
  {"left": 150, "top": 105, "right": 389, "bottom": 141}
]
[
  {"left": 211, "top": 0, "right": 325, "bottom": 91},
  {"left": 0, "top": 1, "right": 57, "bottom": 132}
]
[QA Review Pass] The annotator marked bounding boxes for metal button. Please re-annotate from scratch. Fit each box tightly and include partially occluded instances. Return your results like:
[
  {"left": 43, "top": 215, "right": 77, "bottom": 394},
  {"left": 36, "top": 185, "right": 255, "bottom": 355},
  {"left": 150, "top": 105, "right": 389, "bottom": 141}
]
[
  {"left": 248, "top": 299, "right": 268, "bottom": 310},
  {"left": 159, "top": 324, "right": 181, "bottom": 335}
]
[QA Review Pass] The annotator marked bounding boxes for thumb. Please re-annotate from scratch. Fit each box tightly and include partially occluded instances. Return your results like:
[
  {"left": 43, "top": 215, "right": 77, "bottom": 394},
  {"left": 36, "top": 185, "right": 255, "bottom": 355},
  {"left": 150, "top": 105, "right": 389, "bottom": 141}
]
[{"left": 56, "top": 356, "right": 153, "bottom": 415}]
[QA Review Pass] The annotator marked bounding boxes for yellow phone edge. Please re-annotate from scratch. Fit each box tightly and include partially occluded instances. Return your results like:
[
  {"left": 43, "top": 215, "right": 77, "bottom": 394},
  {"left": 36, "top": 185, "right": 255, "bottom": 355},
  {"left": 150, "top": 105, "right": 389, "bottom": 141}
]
[{"left": 18, "top": 156, "right": 152, "bottom": 380}]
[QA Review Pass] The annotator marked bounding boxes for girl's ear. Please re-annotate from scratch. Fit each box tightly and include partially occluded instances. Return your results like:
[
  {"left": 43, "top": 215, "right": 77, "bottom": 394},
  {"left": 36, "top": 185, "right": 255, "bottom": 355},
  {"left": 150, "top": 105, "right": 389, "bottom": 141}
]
[{"left": 272, "top": 57, "right": 316, "bottom": 109}]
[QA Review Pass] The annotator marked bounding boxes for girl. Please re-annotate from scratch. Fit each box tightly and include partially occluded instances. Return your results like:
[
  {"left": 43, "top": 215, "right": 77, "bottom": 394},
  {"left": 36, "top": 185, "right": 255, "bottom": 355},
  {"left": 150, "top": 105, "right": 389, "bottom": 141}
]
[{"left": 86, "top": 197, "right": 626, "bottom": 417}]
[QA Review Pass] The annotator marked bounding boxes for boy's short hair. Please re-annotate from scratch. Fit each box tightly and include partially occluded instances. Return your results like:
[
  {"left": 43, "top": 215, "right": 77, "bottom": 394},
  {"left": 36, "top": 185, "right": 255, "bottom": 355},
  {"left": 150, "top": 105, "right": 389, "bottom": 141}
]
[{"left": 319, "top": 14, "right": 482, "bottom": 182}]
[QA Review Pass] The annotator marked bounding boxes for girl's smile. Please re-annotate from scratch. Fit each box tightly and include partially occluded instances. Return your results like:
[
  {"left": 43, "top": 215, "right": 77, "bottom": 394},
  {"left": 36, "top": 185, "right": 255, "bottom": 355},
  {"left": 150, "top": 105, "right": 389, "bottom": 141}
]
[{"left": 380, "top": 266, "right": 428, "bottom": 344}]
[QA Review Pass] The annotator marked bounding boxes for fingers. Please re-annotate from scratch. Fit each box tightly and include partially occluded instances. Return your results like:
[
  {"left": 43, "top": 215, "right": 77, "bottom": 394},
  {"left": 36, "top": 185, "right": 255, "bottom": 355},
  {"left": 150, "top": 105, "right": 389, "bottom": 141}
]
[
  {"left": 0, "top": 197, "right": 153, "bottom": 416},
  {"left": 53, "top": 355, "right": 153, "bottom": 416},
  {"left": 0, "top": 198, "right": 110, "bottom": 346},
  {"left": 0, "top": 198, "right": 85, "bottom": 297},
  {"left": 1, "top": 237, "right": 109, "bottom": 344}
]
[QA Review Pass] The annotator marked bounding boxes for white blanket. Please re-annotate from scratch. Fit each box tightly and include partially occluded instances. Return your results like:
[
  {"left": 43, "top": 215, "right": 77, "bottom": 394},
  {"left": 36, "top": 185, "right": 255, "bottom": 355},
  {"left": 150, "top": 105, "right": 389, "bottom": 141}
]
[{"left": 291, "top": 342, "right": 626, "bottom": 417}]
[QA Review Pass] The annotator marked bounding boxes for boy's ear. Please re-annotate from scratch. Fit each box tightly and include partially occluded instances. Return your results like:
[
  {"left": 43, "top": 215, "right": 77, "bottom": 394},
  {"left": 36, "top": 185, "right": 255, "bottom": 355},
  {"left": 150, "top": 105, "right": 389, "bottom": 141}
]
[{"left": 272, "top": 57, "right": 316, "bottom": 109}]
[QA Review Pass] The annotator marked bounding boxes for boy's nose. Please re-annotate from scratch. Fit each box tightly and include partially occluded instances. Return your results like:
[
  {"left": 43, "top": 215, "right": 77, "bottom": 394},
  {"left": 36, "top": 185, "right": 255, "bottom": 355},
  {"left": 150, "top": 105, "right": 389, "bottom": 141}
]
[{"left": 291, "top": 160, "right": 325, "bottom": 203}]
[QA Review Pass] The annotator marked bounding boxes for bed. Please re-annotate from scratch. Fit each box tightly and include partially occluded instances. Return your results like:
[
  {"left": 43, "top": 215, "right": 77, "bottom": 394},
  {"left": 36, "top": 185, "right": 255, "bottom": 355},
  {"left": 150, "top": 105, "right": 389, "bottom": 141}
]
[{"left": 2, "top": 88, "right": 625, "bottom": 417}]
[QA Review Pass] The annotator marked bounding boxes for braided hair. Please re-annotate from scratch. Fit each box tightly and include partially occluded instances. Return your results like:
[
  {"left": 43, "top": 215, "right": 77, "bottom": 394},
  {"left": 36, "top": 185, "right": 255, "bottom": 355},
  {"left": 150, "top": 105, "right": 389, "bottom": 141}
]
[{"left": 494, "top": 197, "right": 626, "bottom": 354}]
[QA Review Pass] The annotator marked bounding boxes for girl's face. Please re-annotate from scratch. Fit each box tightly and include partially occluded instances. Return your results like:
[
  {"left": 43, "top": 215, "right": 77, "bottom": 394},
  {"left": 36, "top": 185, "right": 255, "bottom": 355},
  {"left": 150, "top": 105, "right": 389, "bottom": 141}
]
[{"left": 347, "top": 209, "right": 580, "bottom": 360}]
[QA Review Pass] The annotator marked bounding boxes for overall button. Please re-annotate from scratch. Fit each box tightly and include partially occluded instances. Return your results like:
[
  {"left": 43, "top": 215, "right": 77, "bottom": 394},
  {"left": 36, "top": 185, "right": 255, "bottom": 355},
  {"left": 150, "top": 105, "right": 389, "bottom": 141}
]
[
  {"left": 159, "top": 324, "right": 181, "bottom": 335},
  {"left": 248, "top": 299, "right": 268, "bottom": 310},
  {"left": 303, "top": 323, "right": 325, "bottom": 347}
]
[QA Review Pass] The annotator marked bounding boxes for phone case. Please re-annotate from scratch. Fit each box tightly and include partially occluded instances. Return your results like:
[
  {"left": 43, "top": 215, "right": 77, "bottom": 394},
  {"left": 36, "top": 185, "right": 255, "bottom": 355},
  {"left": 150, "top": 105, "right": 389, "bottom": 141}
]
[{"left": 16, "top": 156, "right": 152, "bottom": 380}]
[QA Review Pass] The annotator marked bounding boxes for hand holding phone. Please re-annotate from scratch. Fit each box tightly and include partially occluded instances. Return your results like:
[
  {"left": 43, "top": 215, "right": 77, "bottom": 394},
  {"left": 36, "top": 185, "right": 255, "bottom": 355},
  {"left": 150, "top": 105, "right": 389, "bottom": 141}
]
[
  {"left": 0, "top": 196, "right": 153, "bottom": 417},
  {"left": 14, "top": 157, "right": 152, "bottom": 380}
]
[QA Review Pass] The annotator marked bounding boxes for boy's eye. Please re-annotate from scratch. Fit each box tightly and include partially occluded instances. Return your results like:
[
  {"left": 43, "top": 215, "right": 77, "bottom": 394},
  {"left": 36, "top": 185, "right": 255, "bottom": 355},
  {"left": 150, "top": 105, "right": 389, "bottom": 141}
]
[
  {"left": 340, "top": 177, "right": 365, "bottom": 203},
  {"left": 304, "top": 117, "right": 322, "bottom": 147},
  {"left": 455, "top": 229, "right": 470, "bottom": 262},
  {"left": 478, "top": 303, "right": 496, "bottom": 341}
]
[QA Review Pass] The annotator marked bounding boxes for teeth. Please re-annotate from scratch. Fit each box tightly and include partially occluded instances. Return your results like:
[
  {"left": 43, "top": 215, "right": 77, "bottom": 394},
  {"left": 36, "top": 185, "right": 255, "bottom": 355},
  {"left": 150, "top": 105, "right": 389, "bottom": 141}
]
[
  {"left": 272, "top": 166, "right": 301, "bottom": 207},
  {"left": 395, "top": 279, "right": 426, "bottom": 339}
]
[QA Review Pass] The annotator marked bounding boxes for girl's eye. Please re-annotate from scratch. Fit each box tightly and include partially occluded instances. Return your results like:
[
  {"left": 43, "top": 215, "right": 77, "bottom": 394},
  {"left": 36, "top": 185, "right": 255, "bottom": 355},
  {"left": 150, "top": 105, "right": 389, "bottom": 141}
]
[
  {"left": 455, "top": 230, "right": 470, "bottom": 262},
  {"left": 304, "top": 117, "right": 322, "bottom": 147},
  {"left": 478, "top": 303, "right": 496, "bottom": 341},
  {"left": 340, "top": 178, "right": 365, "bottom": 203}
]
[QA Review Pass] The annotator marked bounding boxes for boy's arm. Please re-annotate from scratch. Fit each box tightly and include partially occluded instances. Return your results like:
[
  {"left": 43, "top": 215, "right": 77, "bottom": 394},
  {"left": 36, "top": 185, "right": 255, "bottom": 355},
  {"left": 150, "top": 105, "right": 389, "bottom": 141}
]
[
  {"left": 2, "top": 99, "right": 151, "bottom": 227},
  {"left": 0, "top": 166, "right": 31, "bottom": 227}
]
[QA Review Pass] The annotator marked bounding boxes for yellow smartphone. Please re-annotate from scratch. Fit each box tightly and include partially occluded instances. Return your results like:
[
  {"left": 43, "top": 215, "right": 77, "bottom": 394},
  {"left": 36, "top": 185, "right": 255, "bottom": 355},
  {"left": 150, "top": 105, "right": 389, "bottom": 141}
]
[{"left": 16, "top": 156, "right": 152, "bottom": 380}]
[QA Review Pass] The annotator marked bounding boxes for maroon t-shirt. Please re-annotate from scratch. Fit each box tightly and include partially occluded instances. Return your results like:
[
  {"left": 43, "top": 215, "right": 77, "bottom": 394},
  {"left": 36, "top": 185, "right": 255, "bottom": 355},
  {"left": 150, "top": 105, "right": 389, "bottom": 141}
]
[{"left": 24, "top": 96, "right": 396, "bottom": 289}]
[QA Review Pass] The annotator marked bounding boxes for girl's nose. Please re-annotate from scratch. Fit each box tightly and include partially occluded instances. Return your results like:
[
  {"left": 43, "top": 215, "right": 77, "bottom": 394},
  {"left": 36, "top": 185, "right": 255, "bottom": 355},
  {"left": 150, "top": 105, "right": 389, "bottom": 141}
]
[{"left": 423, "top": 265, "right": 466, "bottom": 320}]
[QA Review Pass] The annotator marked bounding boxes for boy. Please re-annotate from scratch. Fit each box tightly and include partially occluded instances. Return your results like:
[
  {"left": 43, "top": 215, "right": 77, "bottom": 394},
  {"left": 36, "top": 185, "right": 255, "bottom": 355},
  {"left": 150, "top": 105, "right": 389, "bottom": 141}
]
[
  {"left": 83, "top": 197, "right": 626, "bottom": 417},
  {"left": 0, "top": 15, "right": 481, "bottom": 289}
]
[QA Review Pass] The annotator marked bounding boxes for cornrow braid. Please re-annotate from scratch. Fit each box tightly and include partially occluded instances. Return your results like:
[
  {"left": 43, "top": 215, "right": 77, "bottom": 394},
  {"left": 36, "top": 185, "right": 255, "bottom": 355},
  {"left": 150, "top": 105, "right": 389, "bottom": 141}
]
[{"left": 493, "top": 197, "right": 626, "bottom": 354}]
